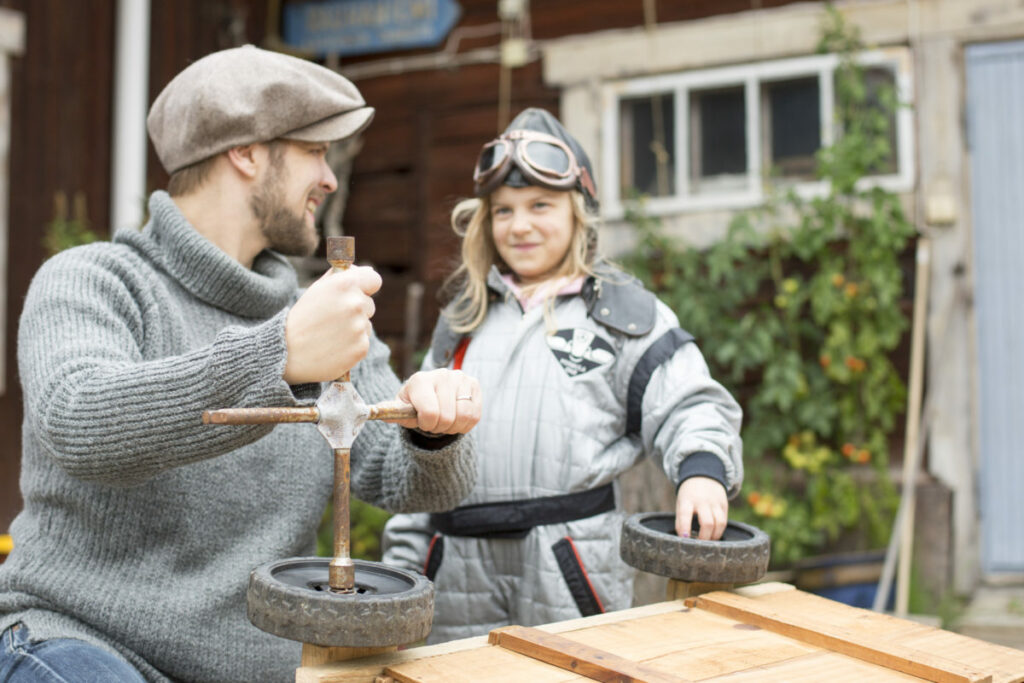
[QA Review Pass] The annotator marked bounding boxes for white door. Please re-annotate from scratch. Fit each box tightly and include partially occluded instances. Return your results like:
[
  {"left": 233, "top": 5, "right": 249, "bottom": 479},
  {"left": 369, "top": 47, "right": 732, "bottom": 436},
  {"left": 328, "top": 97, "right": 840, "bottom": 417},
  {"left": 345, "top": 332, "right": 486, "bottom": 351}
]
[{"left": 966, "top": 40, "right": 1024, "bottom": 574}]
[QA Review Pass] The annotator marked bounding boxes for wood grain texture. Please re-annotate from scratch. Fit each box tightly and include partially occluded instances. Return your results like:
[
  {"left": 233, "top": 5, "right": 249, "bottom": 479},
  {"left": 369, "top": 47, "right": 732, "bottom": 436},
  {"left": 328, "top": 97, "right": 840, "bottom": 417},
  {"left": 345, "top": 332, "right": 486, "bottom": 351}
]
[
  {"left": 487, "top": 625, "right": 689, "bottom": 683},
  {"left": 386, "top": 644, "right": 585, "bottom": 683},
  {"left": 294, "top": 585, "right": 1024, "bottom": 682},
  {"left": 301, "top": 644, "right": 397, "bottom": 667},
  {"left": 687, "top": 591, "right": 992, "bottom": 683}
]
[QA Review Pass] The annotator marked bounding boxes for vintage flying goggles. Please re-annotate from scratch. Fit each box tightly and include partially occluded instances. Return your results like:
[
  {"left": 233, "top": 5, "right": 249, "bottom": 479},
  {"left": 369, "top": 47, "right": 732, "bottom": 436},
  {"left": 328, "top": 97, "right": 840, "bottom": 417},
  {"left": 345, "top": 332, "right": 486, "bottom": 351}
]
[{"left": 473, "top": 129, "right": 597, "bottom": 199}]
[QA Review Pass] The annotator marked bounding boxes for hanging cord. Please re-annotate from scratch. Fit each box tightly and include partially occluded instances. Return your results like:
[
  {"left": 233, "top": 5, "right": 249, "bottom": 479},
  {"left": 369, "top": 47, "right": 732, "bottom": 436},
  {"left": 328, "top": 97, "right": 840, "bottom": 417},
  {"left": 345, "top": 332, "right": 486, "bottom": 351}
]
[
  {"left": 497, "top": 0, "right": 531, "bottom": 131},
  {"left": 643, "top": 0, "right": 670, "bottom": 196}
]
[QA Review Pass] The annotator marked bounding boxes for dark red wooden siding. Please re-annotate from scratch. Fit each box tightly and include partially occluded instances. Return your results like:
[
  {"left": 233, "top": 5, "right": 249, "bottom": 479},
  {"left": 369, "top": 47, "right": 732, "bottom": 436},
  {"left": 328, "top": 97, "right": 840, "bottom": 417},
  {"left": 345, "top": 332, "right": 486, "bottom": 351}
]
[{"left": 0, "top": 0, "right": 116, "bottom": 531}]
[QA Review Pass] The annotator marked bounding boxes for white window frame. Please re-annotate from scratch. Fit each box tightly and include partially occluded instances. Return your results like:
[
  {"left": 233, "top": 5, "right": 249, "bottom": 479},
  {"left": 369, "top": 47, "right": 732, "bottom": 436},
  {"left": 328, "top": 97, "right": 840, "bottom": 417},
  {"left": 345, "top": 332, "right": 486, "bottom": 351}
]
[{"left": 600, "top": 48, "right": 915, "bottom": 220}]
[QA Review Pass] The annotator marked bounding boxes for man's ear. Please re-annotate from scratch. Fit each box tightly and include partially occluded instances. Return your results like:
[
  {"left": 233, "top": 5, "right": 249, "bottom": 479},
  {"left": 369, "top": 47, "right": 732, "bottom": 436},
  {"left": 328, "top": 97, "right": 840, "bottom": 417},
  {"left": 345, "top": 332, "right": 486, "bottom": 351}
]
[{"left": 226, "top": 145, "right": 259, "bottom": 179}]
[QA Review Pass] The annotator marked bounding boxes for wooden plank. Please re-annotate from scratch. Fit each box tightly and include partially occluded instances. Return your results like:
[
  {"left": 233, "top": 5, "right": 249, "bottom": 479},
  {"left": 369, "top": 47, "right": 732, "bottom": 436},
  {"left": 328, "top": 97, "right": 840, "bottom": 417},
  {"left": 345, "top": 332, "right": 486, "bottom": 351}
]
[
  {"left": 296, "top": 599, "right": 700, "bottom": 682},
  {"left": 898, "top": 629, "right": 1024, "bottom": 683},
  {"left": 562, "top": 606, "right": 928, "bottom": 680},
  {"left": 736, "top": 588, "right": 934, "bottom": 642},
  {"left": 488, "top": 625, "right": 690, "bottom": 683},
  {"left": 357, "top": 119, "right": 417, "bottom": 173},
  {"left": 710, "top": 583, "right": 1018, "bottom": 683},
  {"left": 565, "top": 610, "right": 818, "bottom": 679},
  {"left": 710, "top": 650, "right": 928, "bottom": 681},
  {"left": 386, "top": 642, "right": 585, "bottom": 683},
  {"left": 535, "top": 599, "right": 692, "bottom": 634},
  {"left": 296, "top": 635, "right": 491, "bottom": 683},
  {"left": 294, "top": 586, "right": 1006, "bottom": 682},
  {"left": 687, "top": 591, "right": 993, "bottom": 683},
  {"left": 298, "top": 606, "right": 930, "bottom": 683}
]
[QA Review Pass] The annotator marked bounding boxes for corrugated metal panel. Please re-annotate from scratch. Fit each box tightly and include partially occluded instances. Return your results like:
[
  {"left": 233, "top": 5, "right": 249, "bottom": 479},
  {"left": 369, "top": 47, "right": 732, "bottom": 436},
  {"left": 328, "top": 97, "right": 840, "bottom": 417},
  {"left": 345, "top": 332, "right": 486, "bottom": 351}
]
[{"left": 966, "top": 41, "right": 1024, "bottom": 573}]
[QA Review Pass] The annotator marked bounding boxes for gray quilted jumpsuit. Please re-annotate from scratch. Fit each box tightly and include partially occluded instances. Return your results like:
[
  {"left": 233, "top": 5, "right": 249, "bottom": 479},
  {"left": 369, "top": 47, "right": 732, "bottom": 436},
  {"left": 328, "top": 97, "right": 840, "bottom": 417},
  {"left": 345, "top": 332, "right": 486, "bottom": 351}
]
[{"left": 383, "top": 265, "right": 743, "bottom": 643}]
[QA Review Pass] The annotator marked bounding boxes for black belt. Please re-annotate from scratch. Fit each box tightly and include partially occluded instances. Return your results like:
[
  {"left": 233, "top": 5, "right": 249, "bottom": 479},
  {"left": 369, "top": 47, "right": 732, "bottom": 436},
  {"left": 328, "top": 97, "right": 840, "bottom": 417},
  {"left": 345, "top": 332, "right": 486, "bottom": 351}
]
[{"left": 429, "top": 483, "right": 615, "bottom": 539}]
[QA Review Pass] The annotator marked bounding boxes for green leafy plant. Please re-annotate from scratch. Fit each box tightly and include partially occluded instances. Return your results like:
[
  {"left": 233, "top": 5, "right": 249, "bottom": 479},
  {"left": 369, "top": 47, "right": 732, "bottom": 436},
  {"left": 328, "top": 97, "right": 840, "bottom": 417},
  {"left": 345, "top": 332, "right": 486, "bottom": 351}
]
[
  {"left": 43, "top": 191, "right": 100, "bottom": 256},
  {"left": 622, "top": 6, "right": 913, "bottom": 567}
]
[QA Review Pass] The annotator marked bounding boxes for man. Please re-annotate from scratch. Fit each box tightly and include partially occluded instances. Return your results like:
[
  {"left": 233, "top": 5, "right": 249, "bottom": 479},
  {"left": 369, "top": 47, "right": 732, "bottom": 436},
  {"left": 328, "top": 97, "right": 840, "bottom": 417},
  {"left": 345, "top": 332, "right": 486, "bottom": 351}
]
[{"left": 0, "top": 45, "right": 479, "bottom": 682}]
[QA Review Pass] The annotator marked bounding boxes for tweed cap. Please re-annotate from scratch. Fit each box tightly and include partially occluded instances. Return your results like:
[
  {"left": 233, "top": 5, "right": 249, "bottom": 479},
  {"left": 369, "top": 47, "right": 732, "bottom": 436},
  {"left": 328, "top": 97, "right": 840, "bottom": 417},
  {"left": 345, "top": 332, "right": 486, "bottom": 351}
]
[{"left": 147, "top": 44, "right": 374, "bottom": 174}]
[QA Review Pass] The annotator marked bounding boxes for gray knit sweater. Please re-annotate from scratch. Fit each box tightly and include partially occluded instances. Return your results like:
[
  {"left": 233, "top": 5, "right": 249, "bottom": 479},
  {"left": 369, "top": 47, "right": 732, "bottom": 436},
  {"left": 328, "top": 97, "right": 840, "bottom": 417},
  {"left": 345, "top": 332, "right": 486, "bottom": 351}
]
[{"left": 0, "top": 191, "right": 476, "bottom": 682}]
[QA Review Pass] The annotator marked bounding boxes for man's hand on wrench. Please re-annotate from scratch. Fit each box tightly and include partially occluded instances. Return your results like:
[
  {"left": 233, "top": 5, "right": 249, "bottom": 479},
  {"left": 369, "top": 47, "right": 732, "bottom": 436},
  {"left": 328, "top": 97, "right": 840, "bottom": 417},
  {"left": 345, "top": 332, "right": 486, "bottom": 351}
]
[
  {"left": 386, "top": 369, "right": 481, "bottom": 435},
  {"left": 283, "top": 264, "right": 382, "bottom": 384}
]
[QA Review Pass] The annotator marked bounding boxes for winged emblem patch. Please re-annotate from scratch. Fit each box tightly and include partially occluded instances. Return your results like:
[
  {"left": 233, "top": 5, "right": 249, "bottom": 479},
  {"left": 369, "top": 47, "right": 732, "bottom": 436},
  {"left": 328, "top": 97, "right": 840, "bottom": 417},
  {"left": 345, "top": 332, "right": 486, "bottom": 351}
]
[{"left": 547, "top": 328, "right": 615, "bottom": 377}]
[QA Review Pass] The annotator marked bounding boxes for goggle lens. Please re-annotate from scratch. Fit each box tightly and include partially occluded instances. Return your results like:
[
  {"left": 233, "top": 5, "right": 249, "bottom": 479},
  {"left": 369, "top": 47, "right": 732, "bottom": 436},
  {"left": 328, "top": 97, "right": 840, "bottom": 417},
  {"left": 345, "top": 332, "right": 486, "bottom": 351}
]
[
  {"left": 477, "top": 141, "right": 510, "bottom": 175},
  {"left": 522, "top": 140, "right": 572, "bottom": 177}
]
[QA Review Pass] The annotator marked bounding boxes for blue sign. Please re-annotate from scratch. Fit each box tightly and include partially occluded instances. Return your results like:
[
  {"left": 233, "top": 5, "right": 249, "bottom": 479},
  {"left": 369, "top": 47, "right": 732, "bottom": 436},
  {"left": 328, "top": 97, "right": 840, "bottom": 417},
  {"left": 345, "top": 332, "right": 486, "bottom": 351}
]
[{"left": 282, "top": 0, "right": 462, "bottom": 57}]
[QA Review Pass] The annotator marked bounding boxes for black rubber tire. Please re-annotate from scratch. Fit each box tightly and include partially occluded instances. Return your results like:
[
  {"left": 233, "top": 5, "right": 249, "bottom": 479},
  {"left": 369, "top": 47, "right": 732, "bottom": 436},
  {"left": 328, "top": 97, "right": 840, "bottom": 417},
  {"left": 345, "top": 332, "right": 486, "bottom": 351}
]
[
  {"left": 247, "top": 557, "right": 434, "bottom": 647},
  {"left": 619, "top": 513, "right": 770, "bottom": 584}
]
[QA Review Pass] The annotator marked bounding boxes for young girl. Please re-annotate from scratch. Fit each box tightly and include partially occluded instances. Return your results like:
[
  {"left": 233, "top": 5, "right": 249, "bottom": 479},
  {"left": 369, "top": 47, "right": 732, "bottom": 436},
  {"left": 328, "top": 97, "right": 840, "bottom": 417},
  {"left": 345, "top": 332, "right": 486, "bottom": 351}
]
[{"left": 383, "top": 108, "right": 743, "bottom": 643}]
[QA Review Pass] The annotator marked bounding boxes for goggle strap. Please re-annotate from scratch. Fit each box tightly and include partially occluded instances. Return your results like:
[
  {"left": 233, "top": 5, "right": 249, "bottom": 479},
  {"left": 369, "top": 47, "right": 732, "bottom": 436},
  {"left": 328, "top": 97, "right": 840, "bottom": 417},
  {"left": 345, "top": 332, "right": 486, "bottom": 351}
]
[{"left": 578, "top": 167, "right": 597, "bottom": 200}]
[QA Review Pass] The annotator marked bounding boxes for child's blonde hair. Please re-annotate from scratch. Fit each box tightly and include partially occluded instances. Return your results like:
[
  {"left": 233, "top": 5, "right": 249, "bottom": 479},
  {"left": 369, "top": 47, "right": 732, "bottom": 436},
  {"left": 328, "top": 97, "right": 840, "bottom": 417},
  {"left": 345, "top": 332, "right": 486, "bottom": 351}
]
[{"left": 442, "top": 190, "right": 598, "bottom": 334}]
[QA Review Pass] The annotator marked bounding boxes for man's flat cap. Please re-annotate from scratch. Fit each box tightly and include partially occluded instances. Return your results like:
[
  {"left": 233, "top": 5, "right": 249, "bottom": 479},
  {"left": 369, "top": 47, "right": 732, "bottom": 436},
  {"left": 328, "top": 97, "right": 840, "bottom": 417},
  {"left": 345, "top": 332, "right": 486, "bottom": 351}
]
[{"left": 147, "top": 44, "right": 374, "bottom": 174}]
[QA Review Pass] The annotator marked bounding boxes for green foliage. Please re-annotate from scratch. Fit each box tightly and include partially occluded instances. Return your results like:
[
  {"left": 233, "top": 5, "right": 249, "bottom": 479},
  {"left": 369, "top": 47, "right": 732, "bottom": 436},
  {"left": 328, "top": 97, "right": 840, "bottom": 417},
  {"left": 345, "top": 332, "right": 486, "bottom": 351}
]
[
  {"left": 43, "top": 191, "right": 101, "bottom": 256},
  {"left": 907, "top": 562, "right": 966, "bottom": 629},
  {"left": 622, "top": 6, "right": 912, "bottom": 567},
  {"left": 317, "top": 499, "right": 392, "bottom": 561}
]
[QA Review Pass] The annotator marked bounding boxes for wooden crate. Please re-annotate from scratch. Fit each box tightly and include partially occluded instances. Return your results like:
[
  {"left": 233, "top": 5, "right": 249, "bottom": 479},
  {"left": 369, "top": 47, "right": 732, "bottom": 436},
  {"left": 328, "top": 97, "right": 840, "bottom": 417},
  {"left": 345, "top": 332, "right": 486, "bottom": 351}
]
[{"left": 294, "top": 583, "right": 1024, "bottom": 683}]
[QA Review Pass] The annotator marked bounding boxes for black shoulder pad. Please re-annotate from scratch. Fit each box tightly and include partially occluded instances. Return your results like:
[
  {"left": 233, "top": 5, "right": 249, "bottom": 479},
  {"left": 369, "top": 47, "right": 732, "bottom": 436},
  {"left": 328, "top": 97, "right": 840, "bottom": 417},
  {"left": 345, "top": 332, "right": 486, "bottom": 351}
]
[
  {"left": 582, "top": 269, "right": 657, "bottom": 337},
  {"left": 429, "top": 310, "right": 465, "bottom": 368}
]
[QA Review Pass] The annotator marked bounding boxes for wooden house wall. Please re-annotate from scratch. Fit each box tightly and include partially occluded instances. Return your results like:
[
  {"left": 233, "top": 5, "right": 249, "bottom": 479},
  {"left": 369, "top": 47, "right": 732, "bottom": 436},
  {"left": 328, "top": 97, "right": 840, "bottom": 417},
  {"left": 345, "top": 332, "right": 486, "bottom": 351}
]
[
  {"left": 0, "top": 0, "right": 117, "bottom": 532},
  {"left": 0, "top": 0, "right": 811, "bottom": 533}
]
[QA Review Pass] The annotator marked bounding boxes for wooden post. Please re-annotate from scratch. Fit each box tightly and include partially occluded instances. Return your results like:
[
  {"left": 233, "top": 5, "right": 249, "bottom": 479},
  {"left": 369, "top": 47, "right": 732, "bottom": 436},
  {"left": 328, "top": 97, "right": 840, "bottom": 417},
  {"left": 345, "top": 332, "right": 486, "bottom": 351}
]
[{"left": 896, "top": 237, "right": 931, "bottom": 616}]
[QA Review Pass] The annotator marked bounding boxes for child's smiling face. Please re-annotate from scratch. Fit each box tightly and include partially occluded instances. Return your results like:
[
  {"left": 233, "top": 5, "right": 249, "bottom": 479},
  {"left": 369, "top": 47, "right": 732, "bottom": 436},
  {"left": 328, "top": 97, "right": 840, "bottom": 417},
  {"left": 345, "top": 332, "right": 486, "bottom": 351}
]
[{"left": 489, "top": 185, "right": 575, "bottom": 286}]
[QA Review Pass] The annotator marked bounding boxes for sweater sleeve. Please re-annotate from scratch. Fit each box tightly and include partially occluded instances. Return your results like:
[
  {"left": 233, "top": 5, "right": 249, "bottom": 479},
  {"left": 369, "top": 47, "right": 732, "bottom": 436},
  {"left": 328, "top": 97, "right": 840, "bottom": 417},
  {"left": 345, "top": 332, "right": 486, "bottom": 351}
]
[
  {"left": 17, "top": 249, "right": 307, "bottom": 486},
  {"left": 347, "top": 334, "right": 477, "bottom": 514}
]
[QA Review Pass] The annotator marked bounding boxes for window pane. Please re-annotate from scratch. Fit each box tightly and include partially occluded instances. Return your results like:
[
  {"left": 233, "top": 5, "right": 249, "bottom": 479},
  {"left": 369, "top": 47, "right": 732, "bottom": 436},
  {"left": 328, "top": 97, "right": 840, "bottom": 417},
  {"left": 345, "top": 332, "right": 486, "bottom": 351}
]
[
  {"left": 689, "top": 86, "right": 746, "bottom": 193},
  {"left": 833, "top": 65, "right": 899, "bottom": 175},
  {"left": 865, "top": 66, "right": 898, "bottom": 175},
  {"left": 619, "top": 94, "right": 676, "bottom": 198},
  {"left": 763, "top": 77, "right": 820, "bottom": 179}
]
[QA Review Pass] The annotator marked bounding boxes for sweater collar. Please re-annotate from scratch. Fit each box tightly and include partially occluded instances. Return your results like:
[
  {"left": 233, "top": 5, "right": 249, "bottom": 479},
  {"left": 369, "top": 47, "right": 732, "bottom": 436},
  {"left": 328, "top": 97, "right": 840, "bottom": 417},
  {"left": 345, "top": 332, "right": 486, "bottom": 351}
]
[{"left": 113, "top": 191, "right": 298, "bottom": 318}]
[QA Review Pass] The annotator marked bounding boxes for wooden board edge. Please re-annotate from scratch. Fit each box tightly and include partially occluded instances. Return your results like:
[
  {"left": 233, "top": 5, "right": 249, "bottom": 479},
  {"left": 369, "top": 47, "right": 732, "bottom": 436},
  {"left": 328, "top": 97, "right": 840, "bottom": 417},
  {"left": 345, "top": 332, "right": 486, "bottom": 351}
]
[
  {"left": 537, "top": 596, "right": 693, "bottom": 634},
  {"left": 687, "top": 591, "right": 993, "bottom": 683},
  {"left": 295, "top": 635, "right": 491, "bottom": 683},
  {"left": 488, "top": 625, "right": 692, "bottom": 683}
]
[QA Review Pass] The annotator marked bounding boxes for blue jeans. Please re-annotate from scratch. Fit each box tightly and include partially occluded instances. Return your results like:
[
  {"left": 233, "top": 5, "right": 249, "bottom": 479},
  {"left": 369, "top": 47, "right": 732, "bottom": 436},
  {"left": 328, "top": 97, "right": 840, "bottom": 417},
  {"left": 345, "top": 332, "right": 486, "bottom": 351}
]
[{"left": 0, "top": 623, "right": 146, "bottom": 682}]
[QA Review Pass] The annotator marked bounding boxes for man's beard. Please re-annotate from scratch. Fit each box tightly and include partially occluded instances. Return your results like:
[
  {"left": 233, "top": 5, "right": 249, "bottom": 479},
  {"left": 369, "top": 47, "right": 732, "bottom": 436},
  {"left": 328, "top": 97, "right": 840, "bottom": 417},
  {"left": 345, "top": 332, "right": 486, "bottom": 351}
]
[{"left": 250, "top": 162, "right": 321, "bottom": 257}]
